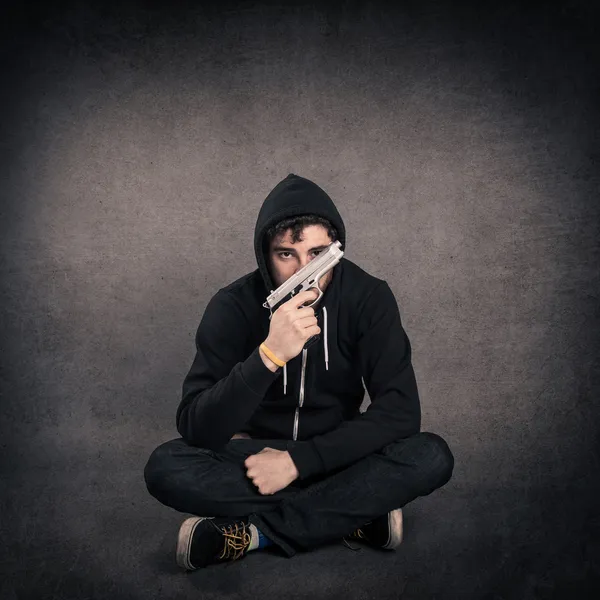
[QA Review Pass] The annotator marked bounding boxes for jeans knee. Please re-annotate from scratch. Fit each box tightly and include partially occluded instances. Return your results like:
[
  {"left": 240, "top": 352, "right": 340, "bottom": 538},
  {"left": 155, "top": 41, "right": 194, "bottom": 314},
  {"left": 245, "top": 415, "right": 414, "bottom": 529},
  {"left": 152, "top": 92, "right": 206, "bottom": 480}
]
[
  {"left": 418, "top": 432, "right": 454, "bottom": 489},
  {"left": 143, "top": 441, "right": 175, "bottom": 499}
]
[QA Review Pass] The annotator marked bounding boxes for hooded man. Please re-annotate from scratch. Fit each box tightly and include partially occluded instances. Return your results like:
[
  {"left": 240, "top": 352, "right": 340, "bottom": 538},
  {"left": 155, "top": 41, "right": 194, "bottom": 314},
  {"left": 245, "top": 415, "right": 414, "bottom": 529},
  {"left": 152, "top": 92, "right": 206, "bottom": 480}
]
[{"left": 144, "top": 174, "right": 454, "bottom": 570}]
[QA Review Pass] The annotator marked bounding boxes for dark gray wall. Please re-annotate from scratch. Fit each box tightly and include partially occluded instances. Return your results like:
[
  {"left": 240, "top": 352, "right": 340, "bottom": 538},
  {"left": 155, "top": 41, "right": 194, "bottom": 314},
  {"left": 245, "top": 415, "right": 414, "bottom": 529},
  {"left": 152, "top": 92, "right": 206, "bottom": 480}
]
[{"left": 1, "top": 1, "right": 599, "bottom": 598}]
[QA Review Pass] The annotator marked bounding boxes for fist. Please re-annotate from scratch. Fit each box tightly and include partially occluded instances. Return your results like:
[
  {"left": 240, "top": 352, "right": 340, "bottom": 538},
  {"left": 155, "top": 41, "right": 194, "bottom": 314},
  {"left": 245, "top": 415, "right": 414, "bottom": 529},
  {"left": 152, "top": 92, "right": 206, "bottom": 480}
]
[
  {"left": 244, "top": 448, "right": 300, "bottom": 495},
  {"left": 264, "top": 289, "right": 321, "bottom": 363}
]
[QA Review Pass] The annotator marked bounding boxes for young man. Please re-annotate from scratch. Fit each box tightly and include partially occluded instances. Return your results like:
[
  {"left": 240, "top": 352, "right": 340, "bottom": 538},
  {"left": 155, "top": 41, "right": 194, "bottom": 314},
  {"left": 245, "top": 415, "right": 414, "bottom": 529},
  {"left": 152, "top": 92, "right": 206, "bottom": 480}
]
[{"left": 144, "top": 174, "right": 454, "bottom": 570}]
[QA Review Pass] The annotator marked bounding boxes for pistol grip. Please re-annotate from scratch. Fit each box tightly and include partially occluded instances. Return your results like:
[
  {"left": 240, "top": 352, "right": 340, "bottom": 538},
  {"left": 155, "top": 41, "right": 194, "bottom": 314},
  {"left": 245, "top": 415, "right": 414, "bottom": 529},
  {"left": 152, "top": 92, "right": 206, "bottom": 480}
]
[{"left": 304, "top": 334, "right": 321, "bottom": 350}]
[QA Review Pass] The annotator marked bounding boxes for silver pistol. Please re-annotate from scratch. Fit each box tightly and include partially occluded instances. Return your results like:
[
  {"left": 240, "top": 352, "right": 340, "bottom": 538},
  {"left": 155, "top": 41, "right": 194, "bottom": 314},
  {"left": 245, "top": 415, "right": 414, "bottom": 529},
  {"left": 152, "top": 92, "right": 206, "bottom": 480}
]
[{"left": 262, "top": 240, "right": 344, "bottom": 314}]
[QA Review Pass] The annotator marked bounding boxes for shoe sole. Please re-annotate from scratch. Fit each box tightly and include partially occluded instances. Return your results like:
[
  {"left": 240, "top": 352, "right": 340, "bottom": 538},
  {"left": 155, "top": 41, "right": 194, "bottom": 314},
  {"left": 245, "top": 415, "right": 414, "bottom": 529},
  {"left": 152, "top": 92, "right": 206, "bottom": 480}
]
[
  {"left": 176, "top": 516, "right": 215, "bottom": 570},
  {"left": 383, "top": 508, "right": 403, "bottom": 550}
]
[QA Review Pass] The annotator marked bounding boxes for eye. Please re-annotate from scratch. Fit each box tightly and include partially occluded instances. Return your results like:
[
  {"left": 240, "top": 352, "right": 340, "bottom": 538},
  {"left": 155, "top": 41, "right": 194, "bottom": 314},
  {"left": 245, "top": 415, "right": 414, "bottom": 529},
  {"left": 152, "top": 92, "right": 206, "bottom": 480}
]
[{"left": 277, "top": 250, "right": 323, "bottom": 260}]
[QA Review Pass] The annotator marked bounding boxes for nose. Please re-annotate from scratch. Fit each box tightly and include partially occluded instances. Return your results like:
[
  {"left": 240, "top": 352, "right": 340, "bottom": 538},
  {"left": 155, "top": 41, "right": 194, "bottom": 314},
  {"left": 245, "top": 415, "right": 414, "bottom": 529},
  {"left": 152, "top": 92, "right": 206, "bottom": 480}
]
[{"left": 296, "top": 255, "right": 314, "bottom": 271}]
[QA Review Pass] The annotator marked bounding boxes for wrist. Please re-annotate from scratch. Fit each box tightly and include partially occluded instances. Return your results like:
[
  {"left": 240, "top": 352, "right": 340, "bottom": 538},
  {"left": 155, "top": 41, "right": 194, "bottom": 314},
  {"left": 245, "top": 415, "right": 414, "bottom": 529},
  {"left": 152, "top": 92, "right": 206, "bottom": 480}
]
[
  {"left": 259, "top": 344, "right": 280, "bottom": 373},
  {"left": 286, "top": 451, "right": 300, "bottom": 480}
]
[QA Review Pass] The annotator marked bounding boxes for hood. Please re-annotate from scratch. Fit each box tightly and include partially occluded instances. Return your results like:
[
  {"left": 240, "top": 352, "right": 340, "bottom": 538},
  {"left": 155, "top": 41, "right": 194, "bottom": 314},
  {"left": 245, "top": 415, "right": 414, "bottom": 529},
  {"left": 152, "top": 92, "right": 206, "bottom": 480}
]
[{"left": 254, "top": 174, "right": 347, "bottom": 295}]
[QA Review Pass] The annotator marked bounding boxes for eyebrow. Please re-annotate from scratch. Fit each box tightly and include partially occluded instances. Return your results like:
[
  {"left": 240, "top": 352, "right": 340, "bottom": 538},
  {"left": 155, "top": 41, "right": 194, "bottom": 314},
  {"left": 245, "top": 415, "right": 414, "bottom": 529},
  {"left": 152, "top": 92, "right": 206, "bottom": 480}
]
[{"left": 272, "top": 245, "right": 329, "bottom": 253}]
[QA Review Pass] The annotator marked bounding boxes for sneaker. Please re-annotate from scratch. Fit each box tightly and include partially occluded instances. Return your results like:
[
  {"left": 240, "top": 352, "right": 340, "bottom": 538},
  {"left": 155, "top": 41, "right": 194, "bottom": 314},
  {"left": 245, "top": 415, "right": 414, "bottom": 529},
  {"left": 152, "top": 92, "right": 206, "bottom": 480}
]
[
  {"left": 176, "top": 516, "right": 254, "bottom": 570},
  {"left": 343, "top": 508, "right": 403, "bottom": 551}
]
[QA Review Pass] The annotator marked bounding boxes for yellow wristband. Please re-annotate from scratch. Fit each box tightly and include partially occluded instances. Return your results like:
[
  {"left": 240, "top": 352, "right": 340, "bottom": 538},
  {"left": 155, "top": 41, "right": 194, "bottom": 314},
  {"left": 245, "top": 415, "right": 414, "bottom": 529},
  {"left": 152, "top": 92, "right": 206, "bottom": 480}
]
[{"left": 260, "top": 343, "right": 286, "bottom": 367}]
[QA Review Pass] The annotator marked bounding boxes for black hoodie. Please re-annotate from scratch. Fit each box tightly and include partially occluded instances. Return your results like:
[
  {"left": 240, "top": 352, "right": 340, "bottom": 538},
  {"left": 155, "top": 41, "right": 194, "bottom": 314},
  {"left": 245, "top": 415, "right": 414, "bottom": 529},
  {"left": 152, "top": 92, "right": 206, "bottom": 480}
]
[{"left": 176, "top": 174, "right": 421, "bottom": 481}]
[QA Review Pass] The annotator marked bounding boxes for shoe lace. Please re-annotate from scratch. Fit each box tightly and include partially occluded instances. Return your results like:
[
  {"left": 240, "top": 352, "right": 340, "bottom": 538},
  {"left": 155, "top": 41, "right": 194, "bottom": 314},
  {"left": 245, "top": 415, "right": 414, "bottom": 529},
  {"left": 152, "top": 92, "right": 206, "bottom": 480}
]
[
  {"left": 217, "top": 521, "right": 252, "bottom": 562},
  {"left": 350, "top": 527, "right": 368, "bottom": 540},
  {"left": 342, "top": 526, "right": 368, "bottom": 551}
]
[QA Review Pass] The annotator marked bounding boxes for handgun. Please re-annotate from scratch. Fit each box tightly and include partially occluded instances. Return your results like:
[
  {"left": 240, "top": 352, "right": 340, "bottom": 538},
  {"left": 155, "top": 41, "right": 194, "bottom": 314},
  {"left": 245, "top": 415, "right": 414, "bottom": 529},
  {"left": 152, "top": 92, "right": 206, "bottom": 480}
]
[{"left": 262, "top": 240, "right": 344, "bottom": 349}]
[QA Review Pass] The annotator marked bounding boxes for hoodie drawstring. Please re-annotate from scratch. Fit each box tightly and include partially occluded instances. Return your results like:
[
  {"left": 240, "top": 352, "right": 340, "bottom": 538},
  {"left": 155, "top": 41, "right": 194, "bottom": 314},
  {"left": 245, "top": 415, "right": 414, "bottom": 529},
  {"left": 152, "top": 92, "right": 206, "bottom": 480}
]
[
  {"left": 273, "top": 304, "right": 329, "bottom": 396},
  {"left": 282, "top": 305, "right": 328, "bottom": 395},
  {"left": 323, "top": 306, "right": 329, "bottom": 371}
]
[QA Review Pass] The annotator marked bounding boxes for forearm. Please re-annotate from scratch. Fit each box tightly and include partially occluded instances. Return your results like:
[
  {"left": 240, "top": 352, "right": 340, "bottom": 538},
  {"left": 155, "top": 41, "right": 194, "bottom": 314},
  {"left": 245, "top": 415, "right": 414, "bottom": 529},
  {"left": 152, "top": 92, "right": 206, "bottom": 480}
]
[
  {"left": 287, "top": 406, "right": 420, "bottom": 480},
  {"left": 287, "top": 365, "right": 421, "bottom": 480},
  {"left": 177, "top": 345, "right": 281, "bottom": 448}
]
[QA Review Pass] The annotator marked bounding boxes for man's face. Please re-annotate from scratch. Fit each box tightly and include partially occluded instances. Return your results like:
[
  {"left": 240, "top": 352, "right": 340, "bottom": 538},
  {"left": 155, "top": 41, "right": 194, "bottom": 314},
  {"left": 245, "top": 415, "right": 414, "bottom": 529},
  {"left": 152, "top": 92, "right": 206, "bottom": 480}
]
[{"left": 268, "top": 224, "right": 335, "bottom": 301}]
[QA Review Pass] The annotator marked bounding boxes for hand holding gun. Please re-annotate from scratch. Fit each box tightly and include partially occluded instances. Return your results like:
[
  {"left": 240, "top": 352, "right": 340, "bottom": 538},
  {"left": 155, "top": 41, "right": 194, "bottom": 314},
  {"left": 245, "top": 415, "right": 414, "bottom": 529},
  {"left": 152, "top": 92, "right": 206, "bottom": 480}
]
[{"left": 261, "top": 241, "right": 344, "bottom": 363}]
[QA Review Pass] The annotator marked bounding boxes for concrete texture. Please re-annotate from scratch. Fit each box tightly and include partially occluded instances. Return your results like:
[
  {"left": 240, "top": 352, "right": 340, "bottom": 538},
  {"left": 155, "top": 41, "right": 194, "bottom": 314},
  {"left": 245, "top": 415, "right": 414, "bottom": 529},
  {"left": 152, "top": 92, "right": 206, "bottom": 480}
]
[{"left": 1, "top": 1, "right": 599, "bottom": 598}]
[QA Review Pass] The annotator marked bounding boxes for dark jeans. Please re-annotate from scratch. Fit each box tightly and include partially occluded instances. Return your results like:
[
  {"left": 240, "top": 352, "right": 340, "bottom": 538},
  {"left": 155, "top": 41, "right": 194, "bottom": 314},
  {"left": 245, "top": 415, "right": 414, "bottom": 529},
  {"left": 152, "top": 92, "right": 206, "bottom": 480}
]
[{"left": 143, "top": 432, "right": 454, "bottom": 557}]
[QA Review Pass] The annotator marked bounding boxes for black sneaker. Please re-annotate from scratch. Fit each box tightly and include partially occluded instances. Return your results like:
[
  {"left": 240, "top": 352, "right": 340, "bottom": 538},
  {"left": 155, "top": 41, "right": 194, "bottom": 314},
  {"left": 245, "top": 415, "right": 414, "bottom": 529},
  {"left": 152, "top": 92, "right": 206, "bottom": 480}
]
[
  {"left": 176, "top": 516, "right": 255, "bottom": 570},
  {"left": 342, "top": 508, "right": 403, "bottom": 551}
]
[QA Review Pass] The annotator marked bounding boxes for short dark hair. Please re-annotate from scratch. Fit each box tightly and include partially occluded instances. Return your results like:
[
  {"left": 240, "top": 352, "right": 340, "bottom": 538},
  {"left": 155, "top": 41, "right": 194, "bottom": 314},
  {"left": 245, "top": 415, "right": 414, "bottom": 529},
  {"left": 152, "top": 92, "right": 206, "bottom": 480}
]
[{"left": 265, "top": 214, "right": 338, "bottom": 248}]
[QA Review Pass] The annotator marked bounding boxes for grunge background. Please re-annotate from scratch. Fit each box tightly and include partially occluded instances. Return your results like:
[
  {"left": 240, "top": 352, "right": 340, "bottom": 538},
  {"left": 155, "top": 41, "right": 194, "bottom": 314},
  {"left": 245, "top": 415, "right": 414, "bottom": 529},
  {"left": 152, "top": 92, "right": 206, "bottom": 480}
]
[{"left": 1, "top": 1, "right": 599, "bottom": 598}]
